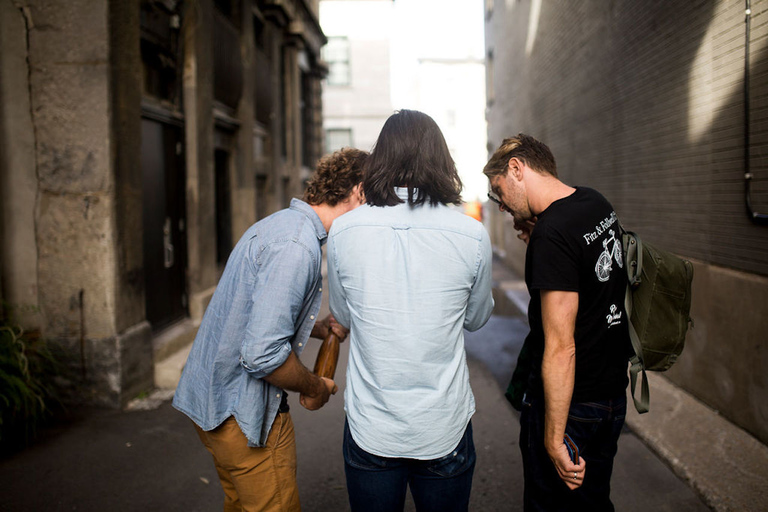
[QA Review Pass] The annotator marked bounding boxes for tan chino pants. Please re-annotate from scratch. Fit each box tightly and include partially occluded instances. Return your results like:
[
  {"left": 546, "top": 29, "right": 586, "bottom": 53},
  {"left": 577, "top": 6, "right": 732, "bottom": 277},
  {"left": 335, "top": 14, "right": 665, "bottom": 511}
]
[{"left": 194, "top": 413, "right": 301, "bottom": 512}]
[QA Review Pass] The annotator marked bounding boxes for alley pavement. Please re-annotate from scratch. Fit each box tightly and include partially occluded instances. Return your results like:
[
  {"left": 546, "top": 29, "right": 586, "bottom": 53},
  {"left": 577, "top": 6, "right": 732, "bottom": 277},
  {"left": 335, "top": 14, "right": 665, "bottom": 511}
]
[{"left": 0, "top": 258, "right": 765, "bottom": 511}]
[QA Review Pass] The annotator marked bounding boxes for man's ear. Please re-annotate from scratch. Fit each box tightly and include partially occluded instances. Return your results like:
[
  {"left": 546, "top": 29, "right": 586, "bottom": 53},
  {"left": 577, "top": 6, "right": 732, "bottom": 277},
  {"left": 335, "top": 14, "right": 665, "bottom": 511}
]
[{"left": 507, "top": 157, "right": 524, "bottom": 180}]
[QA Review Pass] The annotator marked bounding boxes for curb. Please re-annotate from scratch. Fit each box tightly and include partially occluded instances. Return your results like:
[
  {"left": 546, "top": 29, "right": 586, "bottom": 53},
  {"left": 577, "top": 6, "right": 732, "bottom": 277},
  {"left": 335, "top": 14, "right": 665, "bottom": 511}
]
[{"left": 625, "top": 373, "right": 768, "bottom": 512}]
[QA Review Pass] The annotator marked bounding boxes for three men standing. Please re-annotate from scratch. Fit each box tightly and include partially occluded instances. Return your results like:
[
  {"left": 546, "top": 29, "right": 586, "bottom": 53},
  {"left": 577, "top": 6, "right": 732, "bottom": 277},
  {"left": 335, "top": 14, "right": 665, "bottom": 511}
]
[
  {"left": 484, "top": 134, "right": 631, "bottom": 511},
  {"left": 173, "top": 125, "right": 629, "bottom": 511}
]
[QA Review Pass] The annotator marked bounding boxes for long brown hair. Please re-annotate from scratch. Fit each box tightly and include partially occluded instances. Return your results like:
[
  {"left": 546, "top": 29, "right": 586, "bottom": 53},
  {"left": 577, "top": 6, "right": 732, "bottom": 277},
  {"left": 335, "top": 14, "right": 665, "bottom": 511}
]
[{"left": 364, "top": 110, "right": 462, "bottom": 207}]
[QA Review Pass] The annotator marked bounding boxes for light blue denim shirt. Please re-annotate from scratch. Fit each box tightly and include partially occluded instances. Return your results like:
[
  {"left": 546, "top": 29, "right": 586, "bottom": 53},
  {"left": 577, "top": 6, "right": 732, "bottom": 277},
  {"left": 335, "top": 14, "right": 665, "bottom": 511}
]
[
  {"left": 173, "top": 199, "right": 326, "bottom": 447},
  {"left": 328, "top": 188, "right": 494, "bottom": 459}
]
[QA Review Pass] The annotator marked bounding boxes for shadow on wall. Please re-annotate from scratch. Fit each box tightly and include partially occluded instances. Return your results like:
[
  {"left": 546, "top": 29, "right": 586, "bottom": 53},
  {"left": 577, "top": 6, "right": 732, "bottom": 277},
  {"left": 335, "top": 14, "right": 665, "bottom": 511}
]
[{"left": 489, "top": 0, "right": 768, "bottom": 445}]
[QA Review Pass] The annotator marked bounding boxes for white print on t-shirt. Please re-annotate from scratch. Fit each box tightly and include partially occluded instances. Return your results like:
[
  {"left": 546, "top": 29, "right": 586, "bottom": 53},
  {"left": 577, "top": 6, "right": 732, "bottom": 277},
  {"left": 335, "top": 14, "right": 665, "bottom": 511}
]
[
  {"left": 606, "top": 304, "right": 623, "bottom": 327},
  {"left": 582, "top": 211, "right": 619, "bottom": 246},
  {"left": 594, "top": 229, "right": 623, "bottom": 282}
]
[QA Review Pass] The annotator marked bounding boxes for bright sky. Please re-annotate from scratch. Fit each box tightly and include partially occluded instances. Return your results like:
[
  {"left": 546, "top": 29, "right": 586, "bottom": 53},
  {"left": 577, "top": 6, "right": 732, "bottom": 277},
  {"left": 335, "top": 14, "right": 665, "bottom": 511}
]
[
  {"left": 390, "top": 0, "right": 486, "bottom": 107},
  {"left": 389, "top": 0, "right": 488, "bottom": 201},
  {"left": 320, "top": 0, "right": 489, "bottom": 202}
]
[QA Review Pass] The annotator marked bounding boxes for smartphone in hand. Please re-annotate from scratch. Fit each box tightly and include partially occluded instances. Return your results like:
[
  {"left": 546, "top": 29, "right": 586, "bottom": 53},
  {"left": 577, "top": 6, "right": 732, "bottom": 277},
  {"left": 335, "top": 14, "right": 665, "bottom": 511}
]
[{"left": 564, "top": 433, "right": 579, "bottom": 464}]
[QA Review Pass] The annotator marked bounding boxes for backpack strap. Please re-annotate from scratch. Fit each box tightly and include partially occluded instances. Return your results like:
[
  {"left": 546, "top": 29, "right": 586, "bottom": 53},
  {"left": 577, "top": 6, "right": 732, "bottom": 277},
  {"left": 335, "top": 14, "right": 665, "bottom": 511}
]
[
  {"left": 622, "top": 229, "right": 650, "bottom": 414},
  {"left": 624, "top": 229, "right": 643, "bottom": 287},
  {"left": 626, "top": 304, "right": 650, "bottom": 414}
]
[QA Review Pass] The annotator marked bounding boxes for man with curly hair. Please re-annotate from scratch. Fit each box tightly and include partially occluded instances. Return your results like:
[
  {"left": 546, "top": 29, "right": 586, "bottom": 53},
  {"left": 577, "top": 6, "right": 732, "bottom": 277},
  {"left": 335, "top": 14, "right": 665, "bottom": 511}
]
[{"left": 174, "top": 147, "right": 368, "bottom": 512}]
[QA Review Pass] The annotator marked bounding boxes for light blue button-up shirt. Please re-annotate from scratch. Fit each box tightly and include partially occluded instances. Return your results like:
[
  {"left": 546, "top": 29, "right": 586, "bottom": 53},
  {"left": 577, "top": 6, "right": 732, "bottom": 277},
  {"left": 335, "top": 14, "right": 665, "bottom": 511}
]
[
  {"left": 173, "top": 199, "right": 325, "bottom": 447},
  {"left": 328, "top": 188, "right": 494, "bottom": 459}
]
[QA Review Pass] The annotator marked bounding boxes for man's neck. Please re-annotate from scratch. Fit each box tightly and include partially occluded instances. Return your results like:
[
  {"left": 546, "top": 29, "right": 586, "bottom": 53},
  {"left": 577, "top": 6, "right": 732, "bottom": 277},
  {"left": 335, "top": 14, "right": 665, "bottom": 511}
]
[
  {"left": 529, "top": 175, "right": 576, "bottom": 217},
  {"left": 311, "top": 203, "right": 344, "bottom": 233}
]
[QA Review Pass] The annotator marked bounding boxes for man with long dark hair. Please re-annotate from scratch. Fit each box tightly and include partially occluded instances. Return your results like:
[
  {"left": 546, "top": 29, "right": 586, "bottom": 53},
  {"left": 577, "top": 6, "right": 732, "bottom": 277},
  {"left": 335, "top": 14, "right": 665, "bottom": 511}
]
[
  {"left": 328, "top": 110, "right": 494, "bottom": 512},
  {"left": 173, "top": 148, "right": 367, "bottom": 512}
]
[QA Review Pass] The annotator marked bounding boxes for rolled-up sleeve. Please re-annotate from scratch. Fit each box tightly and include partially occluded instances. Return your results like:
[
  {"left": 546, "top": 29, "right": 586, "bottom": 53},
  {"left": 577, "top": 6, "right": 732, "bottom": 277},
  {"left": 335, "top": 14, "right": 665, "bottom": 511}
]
[
  {"left": 328, "top": 230, "right": 351, "bottom": 328},
  {"left": 464, "top": 228, "right": 494, "bottom": 332},
  {"left": 240, "top": 240, "right": 315, "bottom": 378}
]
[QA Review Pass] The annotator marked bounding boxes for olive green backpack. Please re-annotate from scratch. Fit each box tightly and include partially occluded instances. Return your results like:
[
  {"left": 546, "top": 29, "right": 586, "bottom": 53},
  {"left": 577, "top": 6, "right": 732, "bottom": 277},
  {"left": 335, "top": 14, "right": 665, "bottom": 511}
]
[
  {"left": 504, "top": 229, "right": 695, "bottom": 414},
  {"left": 622, "top": 230, "right": 694, "bottom": 414}
]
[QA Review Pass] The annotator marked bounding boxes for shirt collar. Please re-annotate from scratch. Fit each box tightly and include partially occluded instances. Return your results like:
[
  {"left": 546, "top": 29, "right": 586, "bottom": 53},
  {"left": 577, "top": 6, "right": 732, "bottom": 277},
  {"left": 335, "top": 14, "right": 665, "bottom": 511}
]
[
  {"left": 289, "top": 198, "right": 328, "bottom": 244},
  {"left": 394, "top": 187, "right": 415, "bottom": 201}
]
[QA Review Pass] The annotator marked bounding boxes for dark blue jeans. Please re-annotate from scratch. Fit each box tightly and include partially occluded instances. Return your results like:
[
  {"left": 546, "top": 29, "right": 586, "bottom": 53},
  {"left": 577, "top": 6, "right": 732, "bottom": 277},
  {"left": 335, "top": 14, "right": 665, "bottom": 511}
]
[
  {"left": 343, "top": 419, "right": 476, "bottom": 512},
  {"left": 519, "top": 394, "right": 626, "bottom": 512}
]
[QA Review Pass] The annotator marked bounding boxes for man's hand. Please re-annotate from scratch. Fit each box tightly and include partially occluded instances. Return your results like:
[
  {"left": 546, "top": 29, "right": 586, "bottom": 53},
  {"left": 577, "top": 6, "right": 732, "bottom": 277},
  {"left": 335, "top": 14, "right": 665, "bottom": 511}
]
[
  {"left": 299, "top": 377, "right": 338, "bottom": 411},
  {"left": 328, "top": 315, "right": 348, "bottom": 340},
  {"left": 547, "top": 441, "right": 586, "bottom": 490},
  {"left": 312, "top": 314, "right": 349, "bottom": 341},
  {"left": 514, "top": 217, "right": 537, "bottom": 245}
]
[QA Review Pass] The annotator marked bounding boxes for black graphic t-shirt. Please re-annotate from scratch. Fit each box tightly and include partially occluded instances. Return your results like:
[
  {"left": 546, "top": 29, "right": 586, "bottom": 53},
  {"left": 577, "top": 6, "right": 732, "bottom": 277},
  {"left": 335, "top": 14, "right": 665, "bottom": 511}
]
[{"left": 525, "top": 187, "right": 631, "bottom": 403}]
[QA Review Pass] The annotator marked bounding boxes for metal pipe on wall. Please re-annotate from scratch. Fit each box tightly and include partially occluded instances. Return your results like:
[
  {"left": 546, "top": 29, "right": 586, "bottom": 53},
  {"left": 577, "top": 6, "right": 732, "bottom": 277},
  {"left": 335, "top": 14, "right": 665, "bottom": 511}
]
[{"left": 744, "top": 0, "right": 768, "bottom": 225}]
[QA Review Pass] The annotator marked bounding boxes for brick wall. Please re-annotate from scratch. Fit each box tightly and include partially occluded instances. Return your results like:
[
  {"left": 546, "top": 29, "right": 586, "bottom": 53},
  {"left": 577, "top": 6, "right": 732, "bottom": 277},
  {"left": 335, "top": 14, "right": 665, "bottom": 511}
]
[
  {"left": 486, "top": 0, "right": 768, "bottom": 276},
  {"left": 486, "top": 0, "right": 768, "bottom": 445}
]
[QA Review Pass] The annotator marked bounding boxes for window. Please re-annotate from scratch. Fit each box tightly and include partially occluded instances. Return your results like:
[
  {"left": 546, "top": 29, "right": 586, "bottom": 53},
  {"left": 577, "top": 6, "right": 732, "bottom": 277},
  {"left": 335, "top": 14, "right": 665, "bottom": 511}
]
[
  {"left": 325, "top": 128, "right": 353, "bottom": 154},
  {"left": 301, "top": 71, "right": 315, "bottom": 168},
  {"left": 253, "top": 13, "right": 273, "bottom": 126},
  {"left": 486, "top": 49, "right": 495, "bottom": 106},
  {"left": 140, "top": 0, "right": 181, "bottom": 104},
  {"left": 324, "top": 37, "right": 350, "bottom": 86}
]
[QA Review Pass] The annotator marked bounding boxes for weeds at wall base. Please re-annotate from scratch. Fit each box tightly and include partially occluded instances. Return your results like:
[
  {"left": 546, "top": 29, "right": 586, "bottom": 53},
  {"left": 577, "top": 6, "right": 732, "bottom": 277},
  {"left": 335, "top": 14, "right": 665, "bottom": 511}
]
[{"left": 0, "top": 304, "right": 63, "bottom": 455}]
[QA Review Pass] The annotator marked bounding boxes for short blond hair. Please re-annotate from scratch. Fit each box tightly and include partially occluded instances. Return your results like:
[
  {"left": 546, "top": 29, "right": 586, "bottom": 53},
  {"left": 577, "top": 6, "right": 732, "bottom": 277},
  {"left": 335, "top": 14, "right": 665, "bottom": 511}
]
[{"left": 483, "top": 133, "right": 557, "bottom": 178}]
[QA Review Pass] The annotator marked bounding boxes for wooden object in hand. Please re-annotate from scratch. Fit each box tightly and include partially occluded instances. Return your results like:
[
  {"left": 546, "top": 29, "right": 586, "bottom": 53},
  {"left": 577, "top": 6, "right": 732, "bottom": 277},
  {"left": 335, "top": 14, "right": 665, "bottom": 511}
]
[{"left": 313, "top": 331, "right": 341, "bottom": 380}]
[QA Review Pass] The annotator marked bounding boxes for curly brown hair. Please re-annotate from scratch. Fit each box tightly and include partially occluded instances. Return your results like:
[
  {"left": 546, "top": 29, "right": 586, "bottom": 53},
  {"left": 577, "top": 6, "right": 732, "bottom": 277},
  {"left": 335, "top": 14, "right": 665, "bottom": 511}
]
[{"left": 304, "top": 147, "right": 368, "bottom": 206}]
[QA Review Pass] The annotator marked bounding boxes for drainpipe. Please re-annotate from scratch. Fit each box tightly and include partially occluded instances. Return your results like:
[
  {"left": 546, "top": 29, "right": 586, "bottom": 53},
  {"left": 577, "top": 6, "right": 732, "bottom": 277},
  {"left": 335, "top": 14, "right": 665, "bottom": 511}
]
[{"left": 744, "top": 0, "right": 768, "bottom": 225}]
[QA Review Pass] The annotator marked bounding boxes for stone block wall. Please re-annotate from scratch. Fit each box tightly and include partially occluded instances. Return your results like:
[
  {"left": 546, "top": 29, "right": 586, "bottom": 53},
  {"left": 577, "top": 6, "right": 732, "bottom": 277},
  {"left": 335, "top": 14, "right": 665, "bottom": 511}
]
[
  {"left": 1, "top": 0, "right": 329, "bottom": 408},
  {"left": 1, "top": 0, "right": 154, "bottom": 407}
]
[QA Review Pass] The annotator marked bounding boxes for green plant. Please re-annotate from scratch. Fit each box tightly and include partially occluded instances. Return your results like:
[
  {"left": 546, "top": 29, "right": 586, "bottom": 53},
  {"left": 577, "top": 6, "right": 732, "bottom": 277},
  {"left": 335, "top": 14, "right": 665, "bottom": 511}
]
[{"left": 0, "top": 314, "right": 60, "bottom": 448}]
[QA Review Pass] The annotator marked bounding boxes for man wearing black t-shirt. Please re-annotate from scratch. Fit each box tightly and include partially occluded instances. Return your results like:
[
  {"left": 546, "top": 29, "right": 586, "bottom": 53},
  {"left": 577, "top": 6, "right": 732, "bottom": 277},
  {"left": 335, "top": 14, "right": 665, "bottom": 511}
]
[{"left": 484, "top": 134, "right": 631, "bottom": 511}]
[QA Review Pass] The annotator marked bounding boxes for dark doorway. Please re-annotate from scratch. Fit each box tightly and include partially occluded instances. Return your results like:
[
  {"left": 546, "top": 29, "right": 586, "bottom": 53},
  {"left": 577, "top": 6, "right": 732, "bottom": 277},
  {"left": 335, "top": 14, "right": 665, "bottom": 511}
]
[
  {"left": 141, "top": 118, "right": 188, "bottom": 331},
  {"left": 214, "top": 149, "right": 233, "bottom": 265}
]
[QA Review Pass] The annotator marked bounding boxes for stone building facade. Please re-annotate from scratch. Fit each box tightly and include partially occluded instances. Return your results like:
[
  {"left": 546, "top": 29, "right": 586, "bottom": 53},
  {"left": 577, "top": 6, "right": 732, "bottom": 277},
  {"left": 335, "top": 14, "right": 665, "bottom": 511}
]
[
  {"left": 484, "top": 0, "right": 768, "bottom": 444},
  {"left": 0, "top": 0, "right": 327, "bottom": 407}
]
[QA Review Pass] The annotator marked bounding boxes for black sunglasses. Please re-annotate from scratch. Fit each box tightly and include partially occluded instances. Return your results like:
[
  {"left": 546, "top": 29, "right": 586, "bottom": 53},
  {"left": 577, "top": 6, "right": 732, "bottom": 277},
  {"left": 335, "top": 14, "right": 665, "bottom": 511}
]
[{"left": 487, "top": 193, "right": 503, "bottom": 207}]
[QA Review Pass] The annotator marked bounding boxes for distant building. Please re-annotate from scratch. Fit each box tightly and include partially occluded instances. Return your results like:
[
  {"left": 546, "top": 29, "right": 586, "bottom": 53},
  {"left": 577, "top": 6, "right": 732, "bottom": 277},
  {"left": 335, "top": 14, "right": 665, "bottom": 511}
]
[
  {"left": 484, "top": 0, "right": 768, "bottom": 445},
  {"left": 414, "top": 57, "right": 487, "bottom": 203},
  {"left": 0, "top": 0, "right": 327, "bottom": 407},
  {"left": 389, "top": 0, "right": 488, "bottom": 203},
  {"left": 320, "top": 0, "right": 487, "bottom": 204},
  {"left": 320, "top": 0, "right": 394, "bottom": 154}
]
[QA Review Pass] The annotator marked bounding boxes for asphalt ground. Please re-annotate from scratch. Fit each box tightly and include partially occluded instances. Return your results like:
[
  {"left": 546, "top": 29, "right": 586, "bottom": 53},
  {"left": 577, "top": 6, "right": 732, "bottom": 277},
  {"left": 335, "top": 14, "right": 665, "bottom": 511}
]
[{"left": 0, "top": 318, "right": 710, "bottom": 512}]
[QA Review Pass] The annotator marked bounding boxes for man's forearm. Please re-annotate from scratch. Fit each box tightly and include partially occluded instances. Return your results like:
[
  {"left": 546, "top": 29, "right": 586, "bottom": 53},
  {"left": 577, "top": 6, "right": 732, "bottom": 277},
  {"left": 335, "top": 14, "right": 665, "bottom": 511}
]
[
  {"left": 539, "top": 289, "right": 579, "bottom": 456},
  {"left": 541, "top": 341, "right": 576, "bottom": 454},
  {"left": 262, "top": 351, "right": 326, "bottom": 398},
  {"left": 310, "top": 320, "right": 327, "bottom": 340}
]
